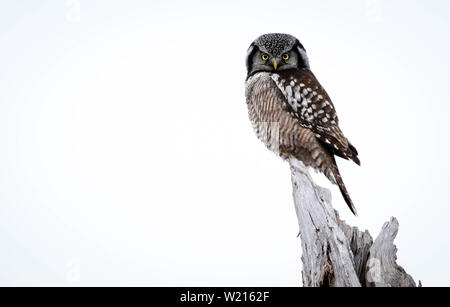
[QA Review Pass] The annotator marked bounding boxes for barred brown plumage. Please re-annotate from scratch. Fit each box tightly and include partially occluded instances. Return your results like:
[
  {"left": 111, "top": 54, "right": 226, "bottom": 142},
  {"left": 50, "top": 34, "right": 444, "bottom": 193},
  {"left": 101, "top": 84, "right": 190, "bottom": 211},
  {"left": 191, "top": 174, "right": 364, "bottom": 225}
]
[{"left": 245, "top": 33, "right": 360, "bottom": 215}]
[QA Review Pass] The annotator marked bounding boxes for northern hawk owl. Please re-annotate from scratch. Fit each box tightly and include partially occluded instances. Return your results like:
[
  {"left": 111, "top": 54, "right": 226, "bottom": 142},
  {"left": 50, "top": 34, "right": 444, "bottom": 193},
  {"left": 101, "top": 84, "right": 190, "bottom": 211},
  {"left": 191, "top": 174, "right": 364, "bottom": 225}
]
[{"left": 245, "top": 33, "right": 360, "bottom": 215}]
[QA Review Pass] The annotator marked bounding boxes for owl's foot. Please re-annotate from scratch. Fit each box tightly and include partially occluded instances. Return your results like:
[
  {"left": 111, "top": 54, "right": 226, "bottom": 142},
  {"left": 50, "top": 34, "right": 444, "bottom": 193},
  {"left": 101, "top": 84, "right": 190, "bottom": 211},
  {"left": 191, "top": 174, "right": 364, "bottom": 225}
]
[{"left": 289, "top": 157, "right": 332, "bottom": 206}]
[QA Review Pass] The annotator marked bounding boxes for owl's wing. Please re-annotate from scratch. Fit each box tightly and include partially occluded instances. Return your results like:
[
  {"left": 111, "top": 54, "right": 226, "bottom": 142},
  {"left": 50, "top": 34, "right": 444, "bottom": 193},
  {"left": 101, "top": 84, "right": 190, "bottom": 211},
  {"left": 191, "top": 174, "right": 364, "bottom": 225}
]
[{"left": 271, "top": 69, "right": 360, "bottom": 165}]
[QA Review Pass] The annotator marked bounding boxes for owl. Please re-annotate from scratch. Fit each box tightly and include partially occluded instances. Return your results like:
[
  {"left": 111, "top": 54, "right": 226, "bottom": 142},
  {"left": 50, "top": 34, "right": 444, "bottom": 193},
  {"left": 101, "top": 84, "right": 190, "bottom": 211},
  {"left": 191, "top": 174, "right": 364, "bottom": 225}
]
[{"left": 245, "top": 33, "right": 360, "bottom": 215}]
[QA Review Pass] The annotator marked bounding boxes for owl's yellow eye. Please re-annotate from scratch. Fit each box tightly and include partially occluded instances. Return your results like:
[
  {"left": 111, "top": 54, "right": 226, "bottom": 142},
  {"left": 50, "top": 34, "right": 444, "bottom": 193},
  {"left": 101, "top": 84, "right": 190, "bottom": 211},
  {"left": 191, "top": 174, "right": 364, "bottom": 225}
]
[
  {"left": 282, "top": 53, "right": 289, "bottom": 61},
  {"left": 261, "top": 54, "right": 269, "bottom": 61}
]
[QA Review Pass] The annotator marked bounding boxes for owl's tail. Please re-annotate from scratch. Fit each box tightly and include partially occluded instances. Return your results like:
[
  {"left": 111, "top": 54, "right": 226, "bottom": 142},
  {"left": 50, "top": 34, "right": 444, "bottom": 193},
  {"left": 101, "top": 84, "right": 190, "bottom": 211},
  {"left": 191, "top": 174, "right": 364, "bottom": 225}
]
[{"left": 328, "top": 158, "right": 357, "bottom": 216}]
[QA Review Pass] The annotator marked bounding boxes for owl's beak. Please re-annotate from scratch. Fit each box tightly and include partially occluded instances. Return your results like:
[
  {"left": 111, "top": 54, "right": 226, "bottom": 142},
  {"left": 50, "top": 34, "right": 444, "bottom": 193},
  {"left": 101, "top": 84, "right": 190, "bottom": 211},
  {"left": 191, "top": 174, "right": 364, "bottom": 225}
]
[{"left": 273, "top": 60, "right": 278, "bottom": 70}]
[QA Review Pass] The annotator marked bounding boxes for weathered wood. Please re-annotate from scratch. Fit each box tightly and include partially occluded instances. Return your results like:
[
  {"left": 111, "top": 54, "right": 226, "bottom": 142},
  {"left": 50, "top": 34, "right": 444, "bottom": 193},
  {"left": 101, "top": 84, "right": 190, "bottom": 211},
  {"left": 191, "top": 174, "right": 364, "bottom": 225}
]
[
  {"left": 336, "top": 212, "right": 373, "bottom": 286},
  {"left": 289, "top": 158, "right": 361, "bottom": 287},
  {"left": 366, "top": 218, "right": 417, "bottom": 287},
  {"left": 288, "top": 158, "right": 418, "bottom": 287}
]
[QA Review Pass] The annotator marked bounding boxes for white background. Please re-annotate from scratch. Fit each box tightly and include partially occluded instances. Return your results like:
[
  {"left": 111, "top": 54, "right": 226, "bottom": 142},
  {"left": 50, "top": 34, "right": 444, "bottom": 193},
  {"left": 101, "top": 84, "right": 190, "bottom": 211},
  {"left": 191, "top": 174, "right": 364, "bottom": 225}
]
[{"left": 0, "top": 0, "right": 449, "bottom": 286}]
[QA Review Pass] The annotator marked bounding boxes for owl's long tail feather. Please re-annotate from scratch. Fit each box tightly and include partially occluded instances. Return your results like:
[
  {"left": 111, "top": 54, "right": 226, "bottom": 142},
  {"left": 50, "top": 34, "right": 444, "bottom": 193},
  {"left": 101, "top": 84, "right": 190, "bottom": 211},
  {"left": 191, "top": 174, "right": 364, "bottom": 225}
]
[{"left": 330, "top": 158, "right": 358, "bottom": 216}]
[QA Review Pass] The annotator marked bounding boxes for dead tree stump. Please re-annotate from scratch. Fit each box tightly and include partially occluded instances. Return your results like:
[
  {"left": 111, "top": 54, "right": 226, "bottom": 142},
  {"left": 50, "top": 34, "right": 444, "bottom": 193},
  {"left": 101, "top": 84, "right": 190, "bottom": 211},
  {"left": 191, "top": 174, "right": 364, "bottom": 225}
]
[{"left": 289, "top": 158, "right": 418, "bottom": 287}]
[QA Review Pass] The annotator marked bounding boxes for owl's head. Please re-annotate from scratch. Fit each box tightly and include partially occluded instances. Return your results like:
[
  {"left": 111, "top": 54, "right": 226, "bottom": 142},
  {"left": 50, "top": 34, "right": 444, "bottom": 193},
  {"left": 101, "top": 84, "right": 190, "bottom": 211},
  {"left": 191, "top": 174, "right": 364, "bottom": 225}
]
[{"left": 246, "top": 33, "right": 310, "bottom": 76}]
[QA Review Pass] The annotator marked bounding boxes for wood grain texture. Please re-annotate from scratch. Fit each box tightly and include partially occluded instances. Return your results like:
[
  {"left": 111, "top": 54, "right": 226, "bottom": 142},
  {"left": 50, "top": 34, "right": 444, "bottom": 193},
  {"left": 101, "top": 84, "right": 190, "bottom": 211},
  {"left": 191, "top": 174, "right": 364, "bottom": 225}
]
[
  {"left": 289, "top": 158, "right": 418, "bottom": 287},
  {"left": 366, "top": 218, "right": 417, "bottom": 287}
]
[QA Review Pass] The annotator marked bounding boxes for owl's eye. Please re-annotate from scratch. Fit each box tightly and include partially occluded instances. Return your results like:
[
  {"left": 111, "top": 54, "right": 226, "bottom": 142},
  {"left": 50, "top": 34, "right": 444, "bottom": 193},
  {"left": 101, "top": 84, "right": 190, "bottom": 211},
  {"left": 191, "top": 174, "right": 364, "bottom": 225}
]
[
  {"left": 261, "top": 54, "right": 269, "bottom": 61},
  {"left": 282, "top": 53, "right": 289, "bottom": 61}
]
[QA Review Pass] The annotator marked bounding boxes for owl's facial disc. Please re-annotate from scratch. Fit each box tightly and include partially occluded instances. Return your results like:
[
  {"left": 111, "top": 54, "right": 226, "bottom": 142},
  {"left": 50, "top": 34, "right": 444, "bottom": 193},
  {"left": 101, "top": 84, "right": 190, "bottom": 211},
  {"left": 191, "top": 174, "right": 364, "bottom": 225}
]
[
  {"left": 250, "top": 50, "right": 298, "bottom": 74},
  {"left": 245, "top": 33, "right": 310, "bottom": 76},
  {"left": 271, "top": 52, "right": 293, "bottom": 71}
]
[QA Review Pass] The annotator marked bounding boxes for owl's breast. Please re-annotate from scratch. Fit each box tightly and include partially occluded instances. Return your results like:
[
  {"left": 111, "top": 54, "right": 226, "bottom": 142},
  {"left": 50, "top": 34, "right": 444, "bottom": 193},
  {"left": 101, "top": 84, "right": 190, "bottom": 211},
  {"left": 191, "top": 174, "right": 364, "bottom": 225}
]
[{"left": 245, "top": 72, "right": 298, "bottom": 156}]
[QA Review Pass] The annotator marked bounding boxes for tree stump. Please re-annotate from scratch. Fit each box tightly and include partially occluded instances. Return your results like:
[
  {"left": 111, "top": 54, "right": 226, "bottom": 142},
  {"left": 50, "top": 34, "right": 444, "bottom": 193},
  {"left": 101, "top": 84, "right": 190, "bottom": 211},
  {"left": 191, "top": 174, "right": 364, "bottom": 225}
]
[{"left": 289, "top": 158, "right": 418, "bottom": 287}]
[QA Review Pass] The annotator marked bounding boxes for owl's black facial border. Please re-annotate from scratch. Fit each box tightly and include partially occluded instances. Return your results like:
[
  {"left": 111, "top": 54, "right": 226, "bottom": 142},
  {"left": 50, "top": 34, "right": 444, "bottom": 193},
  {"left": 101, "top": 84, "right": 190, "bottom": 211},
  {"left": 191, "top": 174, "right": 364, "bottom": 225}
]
[
  {"left": 245, "top": 43, "right": 257, "bottom": 75},
  {"left": 294, "top": 40, "right": 310, "bottom": 69},
  {"left": 248, "top": 48, "right": 274, "bottom": 76}
]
